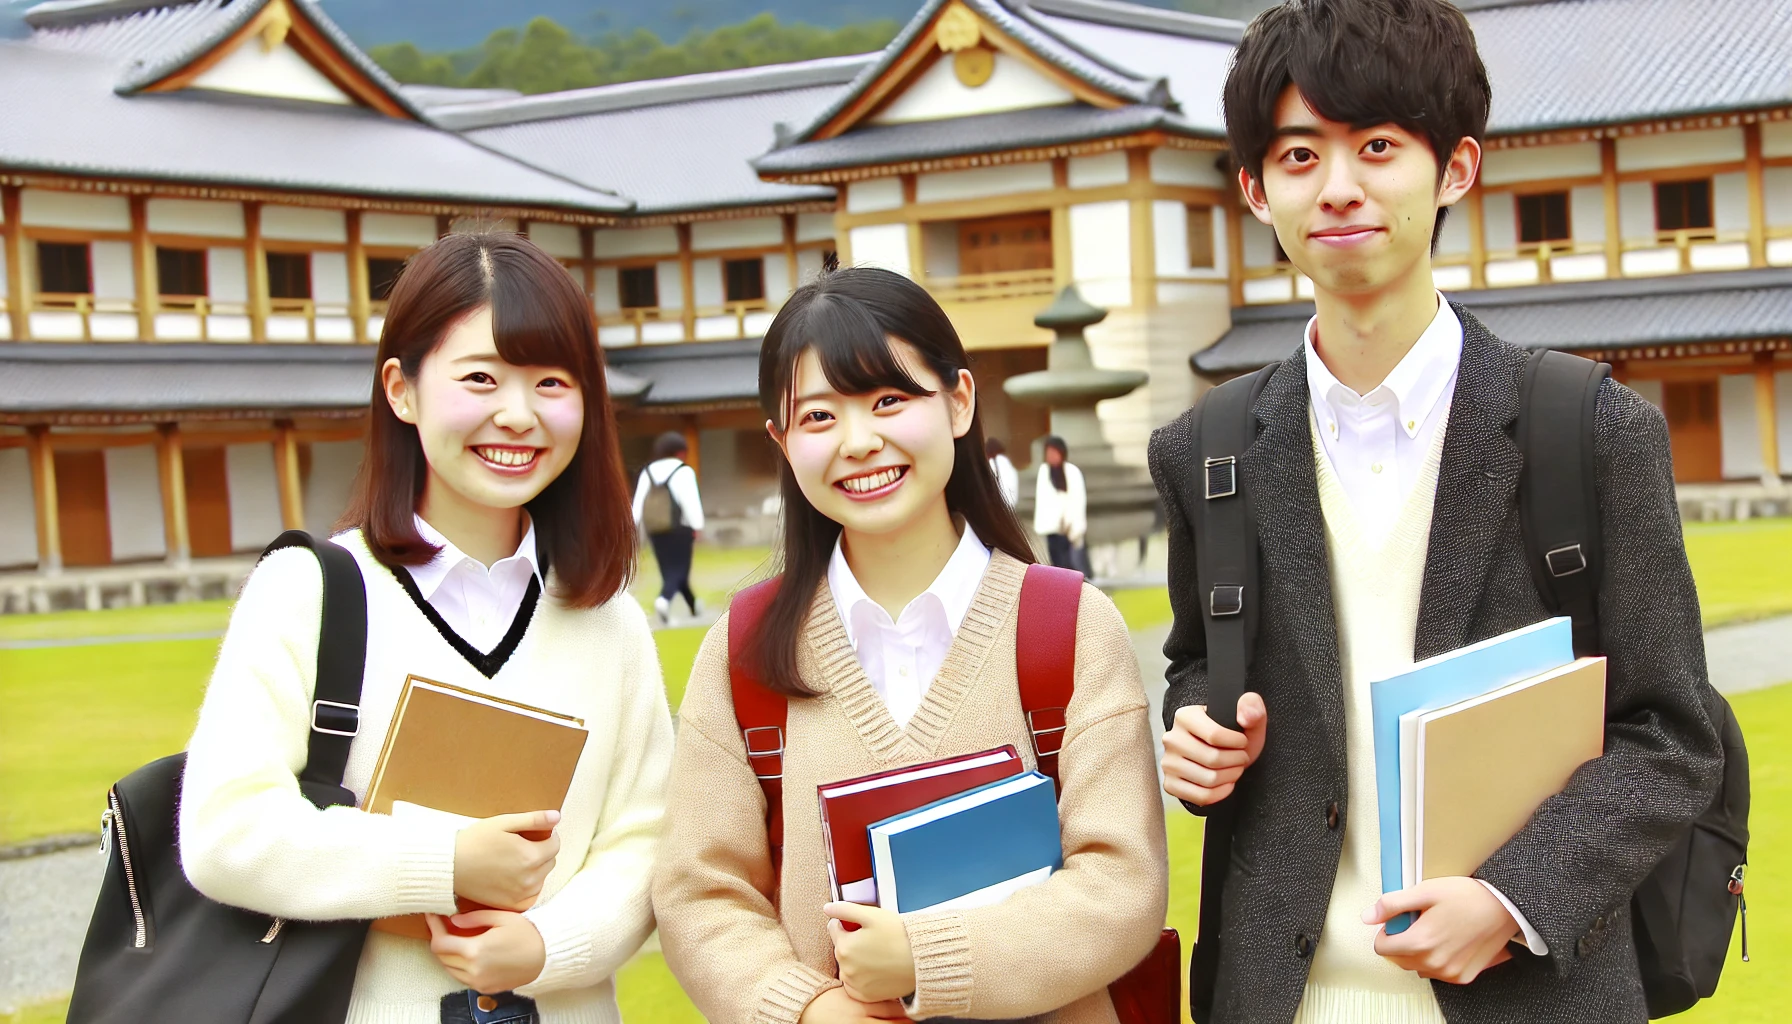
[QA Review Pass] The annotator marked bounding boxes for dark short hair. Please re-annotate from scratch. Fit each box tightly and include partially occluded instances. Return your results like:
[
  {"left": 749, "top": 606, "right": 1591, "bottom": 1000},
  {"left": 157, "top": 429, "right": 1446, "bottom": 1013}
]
[
  {"left": 985, "top": 436, "right": 1006, "bottom": 457},
  {"left": 1224, "top": 0, "right": 1490, "bottom": 237},
  {"left": 338, "top": 233, "right": 635, "bottom": 608},
  {"left": 652, "top": 430, "right": 688, "bottom": 461}
]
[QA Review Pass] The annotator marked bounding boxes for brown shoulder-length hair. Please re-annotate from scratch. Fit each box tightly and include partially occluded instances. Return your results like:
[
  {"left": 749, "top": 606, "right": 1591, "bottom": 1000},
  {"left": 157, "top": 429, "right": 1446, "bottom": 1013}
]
[
  {"left": 748, "top": 266, "right": 1036, "bottom": 697},
  {"left": 337, "top": 232, "right": 635, "bottom": 608}
]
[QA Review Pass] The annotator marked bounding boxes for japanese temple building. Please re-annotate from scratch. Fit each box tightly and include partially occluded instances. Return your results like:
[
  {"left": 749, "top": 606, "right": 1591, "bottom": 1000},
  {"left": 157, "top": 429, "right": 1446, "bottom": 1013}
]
[{"left": 2, "top": 0, "right": 1790, "bottom": 594}]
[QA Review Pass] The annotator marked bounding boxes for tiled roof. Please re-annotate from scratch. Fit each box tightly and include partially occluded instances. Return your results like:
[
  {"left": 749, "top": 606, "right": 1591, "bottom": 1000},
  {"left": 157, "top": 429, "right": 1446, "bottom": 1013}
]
[
  {"left": 1193, "top": 267, "right": 1792, "bottom": 375},
  {"left": 605, "top": 338, "right": 762, "bottom": 409},
  {"left": 1024, "top": 0, "right": 1237, "bottom": 134}
]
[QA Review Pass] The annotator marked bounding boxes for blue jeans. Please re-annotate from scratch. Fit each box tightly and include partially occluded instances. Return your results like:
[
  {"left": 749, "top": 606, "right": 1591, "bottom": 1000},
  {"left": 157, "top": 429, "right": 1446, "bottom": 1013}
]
[{"left": 439, "top": 990, "right": 538, "bottom": 1024}]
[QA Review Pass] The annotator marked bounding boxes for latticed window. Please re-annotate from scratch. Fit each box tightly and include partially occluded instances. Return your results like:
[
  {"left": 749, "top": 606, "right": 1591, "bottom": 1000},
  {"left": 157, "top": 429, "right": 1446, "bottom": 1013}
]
[
  {"left": 37, "top": 242, "right": 90, "bottom": 294},
  {"left": 266, "top": 252, "right": 311, "bottom": 300},
  {"left": 1655, "top": 179, "right": 1713, "bottom": 233},
  {"left": 157, "top": 247, "right": 207, "bottom": 296},
  {"left": 1517, "top": 192, "right": 1570, "bottom": 245},
  {"left": 367, "top": 257, "right": 406, "bottom": 300},
  {"left": 1186, "top": 205, "right": 1216, "bottom": 268},
  {"left": 619, "top": 266, "right": 658, "bottom": 309},
  {"left": 724, "top": 257, "right": 765, "bottom": 303}
]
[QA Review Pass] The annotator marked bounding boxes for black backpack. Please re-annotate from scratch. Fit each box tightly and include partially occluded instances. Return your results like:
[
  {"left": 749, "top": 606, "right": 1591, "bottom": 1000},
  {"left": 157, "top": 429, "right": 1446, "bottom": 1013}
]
[
  {"left": 68, "top": 531, "right": 372, "bottom": 1024},
  {"left": 1187, "top": 350, "right": 1749, "bottom": 1022}
]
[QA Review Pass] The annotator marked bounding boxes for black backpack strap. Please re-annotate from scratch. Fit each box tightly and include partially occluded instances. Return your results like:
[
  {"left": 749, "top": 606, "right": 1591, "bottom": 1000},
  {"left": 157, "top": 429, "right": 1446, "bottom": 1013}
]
[
  {"left": 1517, "top": 350, "right": 1610, "bottom": 657},
  {"left": 258, "top": 530, "right": 368, "bottom": 809},
  {"left": 1188, "top": 363, "right": 1275, "bottom": 1024}
]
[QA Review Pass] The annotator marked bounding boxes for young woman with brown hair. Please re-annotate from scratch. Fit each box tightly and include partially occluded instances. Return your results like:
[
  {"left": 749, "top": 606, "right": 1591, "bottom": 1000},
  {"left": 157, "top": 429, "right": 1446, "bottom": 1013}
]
[{"left": 178, "top": 233, "right": 673, "bottom": 1024}]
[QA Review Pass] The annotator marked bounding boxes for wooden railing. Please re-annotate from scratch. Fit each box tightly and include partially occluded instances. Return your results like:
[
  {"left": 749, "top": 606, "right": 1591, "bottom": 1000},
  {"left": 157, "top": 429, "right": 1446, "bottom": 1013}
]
[
  {"left": 597, "top": 300, "right": 772, "bottom": 344},
  {"left": 927, "top": 269, "right": 1056, "bottom": 304}
]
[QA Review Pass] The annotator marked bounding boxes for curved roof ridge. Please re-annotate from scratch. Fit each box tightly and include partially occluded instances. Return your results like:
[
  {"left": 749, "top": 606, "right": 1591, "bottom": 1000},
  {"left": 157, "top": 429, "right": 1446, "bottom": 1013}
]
[
  {"left": 1019, "top": 0, "right": 1245, "bottom": 45},
  {"left": 24, "top": 0, "right": 207, "bottom": 30}
]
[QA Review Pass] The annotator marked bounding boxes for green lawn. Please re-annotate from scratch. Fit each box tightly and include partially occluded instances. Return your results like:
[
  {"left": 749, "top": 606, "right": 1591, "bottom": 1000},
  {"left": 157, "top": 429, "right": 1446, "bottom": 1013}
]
[{"left": 1684, "top": 518, "right": 1792, "bottom": 628}]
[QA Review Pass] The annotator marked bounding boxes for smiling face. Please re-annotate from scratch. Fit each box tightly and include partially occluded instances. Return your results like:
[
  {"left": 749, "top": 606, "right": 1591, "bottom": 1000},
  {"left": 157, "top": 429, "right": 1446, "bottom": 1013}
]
[
  {"left": 1242, "top": 85, "right": 1478, "bottom": 299},
  {"left": 383, "top": 305, "right": 584, "bottom": 515},
  {"left": 770, "top": 338, "right": 975, "bottom": 540}
]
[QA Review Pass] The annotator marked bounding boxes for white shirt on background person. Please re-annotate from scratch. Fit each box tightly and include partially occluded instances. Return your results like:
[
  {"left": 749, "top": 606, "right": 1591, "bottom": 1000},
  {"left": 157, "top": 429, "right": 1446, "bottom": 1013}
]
[
  {"left": 1032, "top": 461, "right": 1087, "bottom": 543},
  {"left": 989, "top": 452, "right": 1019, "bottom": 507},
  {"left": 631, "top": 457, "right": 706, "bottom": 532}
]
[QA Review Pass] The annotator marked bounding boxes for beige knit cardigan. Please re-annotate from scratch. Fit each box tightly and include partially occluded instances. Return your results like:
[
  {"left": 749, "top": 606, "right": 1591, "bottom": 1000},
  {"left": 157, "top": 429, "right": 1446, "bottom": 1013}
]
[{"left": 652, "top": 552, "right": 1168, "bottom": 1024}]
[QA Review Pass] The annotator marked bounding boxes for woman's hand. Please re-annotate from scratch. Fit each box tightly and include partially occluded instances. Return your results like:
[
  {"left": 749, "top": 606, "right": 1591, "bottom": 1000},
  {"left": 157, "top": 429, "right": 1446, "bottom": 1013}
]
[
  {"left": 824, "top": 902, "right": 917, "bottom": 1004},
  {"left": 453, "top": 810, "right": 561, "bottom": 911},
  {"left": 798, "top": 986, "right": 909, "bottom": 1024},
  {"left": 424, "top": 909, "right": 548, "bottom": 994}
]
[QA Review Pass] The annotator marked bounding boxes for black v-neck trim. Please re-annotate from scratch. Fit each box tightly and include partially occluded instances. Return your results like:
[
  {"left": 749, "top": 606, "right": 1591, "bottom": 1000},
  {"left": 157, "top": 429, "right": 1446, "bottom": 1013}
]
[{"left": 391, "top": 565, "right": 541, "bottom": 679}]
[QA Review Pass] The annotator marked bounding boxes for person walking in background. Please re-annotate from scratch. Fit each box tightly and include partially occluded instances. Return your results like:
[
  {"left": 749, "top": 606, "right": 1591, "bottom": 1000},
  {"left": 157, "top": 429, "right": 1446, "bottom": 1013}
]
[
  {"left": 633, "top": 431, "right": 705, "bottom": 625},
  {"left": 1033, "top": 435, "right": 1087, "bottom": 571},
  {"left": 986, "top": 436, "right": 1019, "bottom": 507}
]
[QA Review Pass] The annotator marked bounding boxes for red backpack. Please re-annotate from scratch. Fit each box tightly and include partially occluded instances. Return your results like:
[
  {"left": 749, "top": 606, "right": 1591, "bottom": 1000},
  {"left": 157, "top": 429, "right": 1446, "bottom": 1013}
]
[{"left": 727, "top": 563, "right": 1179, "bottom": 1024}]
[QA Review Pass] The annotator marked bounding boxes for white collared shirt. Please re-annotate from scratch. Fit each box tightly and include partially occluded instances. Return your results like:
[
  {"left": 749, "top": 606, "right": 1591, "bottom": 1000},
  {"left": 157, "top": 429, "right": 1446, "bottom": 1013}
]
[
  {"left": 826, "top": 523, "right": 993, "bottom": 729},
  {"left": 1304, "top": 295, "right": 1462, "bottom": 541},
  {"left": 631, "top": 458, "right": 706, "bottom": 532},
  {"left": 404, "top": 514, "right": 543, "bottom": 653}
]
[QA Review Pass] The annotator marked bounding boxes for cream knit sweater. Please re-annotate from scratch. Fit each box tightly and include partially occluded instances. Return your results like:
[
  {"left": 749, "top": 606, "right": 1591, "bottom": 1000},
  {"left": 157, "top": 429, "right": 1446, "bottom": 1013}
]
[
  {"left": 653, "top": 552, "right": 1168, "bottom": 1024},
  {"left": 1291, "top": 415, "right": 1450, "bottom": 1024},
  {"left": 178, "top": 531, "right": 675, "bottom": 1024}
]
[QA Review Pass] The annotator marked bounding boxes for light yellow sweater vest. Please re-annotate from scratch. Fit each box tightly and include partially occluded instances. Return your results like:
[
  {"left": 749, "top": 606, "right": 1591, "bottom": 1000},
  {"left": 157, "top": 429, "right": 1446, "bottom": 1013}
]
[{"left": 1292, "top": 413, "right": 1450, "bottom": 1024}]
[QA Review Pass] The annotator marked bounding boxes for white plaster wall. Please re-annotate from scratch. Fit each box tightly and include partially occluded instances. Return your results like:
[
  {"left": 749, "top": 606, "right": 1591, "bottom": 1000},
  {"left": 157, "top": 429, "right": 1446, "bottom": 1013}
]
[
  {"left": 1714, "top": 172, "right": 1750, "bottom": 233},
  {"left": 1618, "top": 181, "right": 1656, "bottom": 241},
  {"left": 20, "top": 190, "right": 129, "bottom": 230},
  {"left": 692, "top": 216, "right": 783, "bottom": 251},
  {"left": 1084, "top": 295, "right": 1230, "bottom": 468},
  {"left": 764, "top": 254, "right": 791, "bottom": 304},
  {"left": 796, "top": 247, "right": 827, "bottom": 286},
  {"left": 90, "top": 241, "right": 135, "bottom": 300},
  {"left": 311, "top": 251, "right": 350, "bottom": 307},
  {"left": 917, "top": 162, "right": 1053, "bottom": 202},
  {"left": 147, "top": 199, "right": 244, "bottom": 238},
  {"left": 848, "top": 223, "right": 911, "bottom": 276},
  {"left": 594, "top": 226, "right": 679, "bottom": 258},
  {"left": 691, "top": 257, "right": 724, "bottom": 308},
  {"left": 1483, "top": 191, "right": 1517, "bottom": 251},
  {"left": 1150, "top": 149, "right": 1226, "bottom": 189},
  {"left": 362, "top": 213, "right": 436, "bottom": 248},
  {"left": 1779, "top": 371, "right": 1792, "bottom": 474},
  {"left": 527, "top": 222, "right": 582, "bottom": 258},
  {"left": 1763, "top": 122, "right": 1792, "bottom": 160},
  {"left": 1570, "top": 184, "right": 1606, "bottom": 243},
  {"left": 1239, "top": 215, "right": 1278, "bottom": 267},
  {"left": 451, "top": 217, "right": 518, "bottom": 235},
  {"left": 208, "top": 248, "right": 247, "bottom": 302},
  {"left": 656, "top": 260, "right": 684, "bottom": 310},
  {"left": 1480, "top": 142, "right": 1600, "bottom": 186},
  {"left": 0, "top": 449, "right": 38, "bottom": 568},
  {"left": 262, "top": 206, "right": 346, "bottom": 243},
  {"left": 226, "top": 443, "right": 283, "bottom": 550},
  {"left": 1617, "top": 128, "right": 1744, "bottom": 172},
  {"left": 1628, "top": 379, "right": 1663, "bottom": 408},
  {"left": 1154, "top": 200, "right": 1225, "bottom": 276},
  {"left": 1435, "top": 203, "right": 1471, "bottom": 256},
  {"left": 594, "top": 266, "right": 621, "bottom": 314},
  {"left": 1069, "top": 201, "right": 1130, "bottom": 309},
  {"left": 1720, "top": 373, "right": 1763, "bottom": 479},
  {"left": 191, "top": 39, "right": 352, "bottom": 104},
  {"left": 1766, "top": 167, "right": 1792, "bottom": 227},
  {"left": 104, "top": 445, "right": 165, "bottom": 561},
  {"left": 846, "top": 178, "right": 905, "bottom": 214},
  {"left": 922, "top": 221, "right": 960, "bottom": 278},
  {"left": 796, "top": 213, "right": 835, "bottom": 244},
  {"left": 303, "top": 440, "right": 363, "bottom": 534},
  {"left": 871, "top": 51, "right": 1073, "bottom": 125},
  {"left": 1068, "top": 153, "right": 1128, "bottom": 190}
]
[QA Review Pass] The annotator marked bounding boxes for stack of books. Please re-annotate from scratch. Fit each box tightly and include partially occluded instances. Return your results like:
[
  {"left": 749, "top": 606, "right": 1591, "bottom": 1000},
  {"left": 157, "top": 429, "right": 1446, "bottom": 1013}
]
[
  {"left": 820, "top": 746, "right": 1063, "bottom": 915},
  {"left": 1370, "top": 617, "right": 1606, "bottom": 933}
]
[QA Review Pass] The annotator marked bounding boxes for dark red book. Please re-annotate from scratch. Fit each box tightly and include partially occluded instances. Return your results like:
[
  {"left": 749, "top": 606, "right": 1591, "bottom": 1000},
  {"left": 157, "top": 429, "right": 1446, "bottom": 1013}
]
[{"left": 819, "top": 746, "right": 1025, "bottom": 907}]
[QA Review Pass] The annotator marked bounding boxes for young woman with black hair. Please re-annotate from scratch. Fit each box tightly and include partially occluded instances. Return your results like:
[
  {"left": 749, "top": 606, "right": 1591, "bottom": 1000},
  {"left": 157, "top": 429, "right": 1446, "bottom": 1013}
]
[
  {"left": 1033, "top": 435, "right": 1087, "bottom": 571},
  {"left": 178, "top": 233, "right": 674, "bottom": 1024},
  {"left": 653, "top": 266, "right": 1166, "bottom": 1024}
]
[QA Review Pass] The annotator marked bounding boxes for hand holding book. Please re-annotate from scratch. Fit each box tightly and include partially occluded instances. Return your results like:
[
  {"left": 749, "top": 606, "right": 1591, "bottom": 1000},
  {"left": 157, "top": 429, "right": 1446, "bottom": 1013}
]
[
  {"left": 825, "top": 901, "right": 916, "bottom": 1004},
  {"left": 1363, "top": 876, "right": 1519, "bottom": 985},
  {"left": 451, "top": 809, "right": 562, "bottom": 912}
]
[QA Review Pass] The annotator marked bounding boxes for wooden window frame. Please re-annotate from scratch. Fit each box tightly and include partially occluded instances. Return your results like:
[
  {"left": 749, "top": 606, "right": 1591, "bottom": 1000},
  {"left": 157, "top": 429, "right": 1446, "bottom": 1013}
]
[
  {"left": 618, "top": 264, "right": 659, "bottom": 310},
  {"left": 1516, "top": 190, "right": 1572, "bottom": 247},
  {"left": 722, "top": 256, "right": 767, "bottom": 305},
  {"left": 1186, "top": 204, "right": 1216, "bottom": 269},
  {"left": 155, "top": 245, "right": 208, "bottom": 298},
  {"left": 365, "top": 255, "right": 407, "bottom": 301},
  {"left": 265, "top": 250, "right": 312, "bottom": 301},
  {"left": 1654, "top": 177, "right": 1716, "bottom": 237},
  {"left": 36, "top": 239, "right": 93, "bottom": 296}
]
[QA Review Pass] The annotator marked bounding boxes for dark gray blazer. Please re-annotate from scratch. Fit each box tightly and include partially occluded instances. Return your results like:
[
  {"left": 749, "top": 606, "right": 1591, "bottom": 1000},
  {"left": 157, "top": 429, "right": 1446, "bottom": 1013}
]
[{"left": 1147, "top": 309, "right": 1723, "bottom": 1023}]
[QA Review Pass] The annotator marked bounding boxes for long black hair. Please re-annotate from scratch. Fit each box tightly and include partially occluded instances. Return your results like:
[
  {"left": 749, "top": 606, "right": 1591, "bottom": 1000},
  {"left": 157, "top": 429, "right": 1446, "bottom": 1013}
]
[
  {"left": 1044, "top": 435, "right": 1069, "bottom": 492},
  {"left": 748, "top": 266, "right": 1035, "bottom": 696}
]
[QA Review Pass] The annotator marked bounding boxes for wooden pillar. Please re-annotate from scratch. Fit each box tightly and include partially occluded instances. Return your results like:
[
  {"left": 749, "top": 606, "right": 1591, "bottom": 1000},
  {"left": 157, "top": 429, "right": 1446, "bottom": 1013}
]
[
  {"left": 3, "top": 185, "right": 27, "bottom": 341},
  {"left": 1757, "top": 352, "right": 1783, "bottom": 485},
  {"left": 782, "top": 213, "right": 799, "bottom": 294},
  {"left": 1466, "top": 184, "right": 1487, "bottom": 290},
  {"left": 272, "top": 420, "right": 305, "bottom": 530},
  {"left": 1051, "top": 158, "right": 1073, "bottom": 292},
  {"left": 1128, "top": 148, "right": 1156, "bottom": 310},
  {"left": 682, "top": 417, "right": 701, "bottom": 476},
  {"left": 1746, "top": 122, "right": 1768, "bottom": 269},
  {"left": 902, "top": 175, "right": 924, "bottom": 282},
  {"left": 130, "top": 195, "right": 157, "bottom": 340},
  {"left": 27, "top": 425, "right": 61, "bottom": 575},
  {"left": 346, "top": 210, "right": 370, "bottom": 344},
  {"left": 244, "top": 201, "right": 268, "bottom": 342},
  {"left": 1601, "top": 137, "right": 1622, "bottom": 278},
  {"left": 156, "top": 423, "right": 190, "bottom": 566},
  {"left": 677, "top": 223, "right": 696, "bottom": 340}
]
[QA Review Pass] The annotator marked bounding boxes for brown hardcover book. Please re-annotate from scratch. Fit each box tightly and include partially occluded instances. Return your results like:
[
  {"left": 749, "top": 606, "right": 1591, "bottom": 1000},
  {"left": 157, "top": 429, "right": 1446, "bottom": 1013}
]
[{"left": 365, "top": 675, "right": 588, "bottom": 939}]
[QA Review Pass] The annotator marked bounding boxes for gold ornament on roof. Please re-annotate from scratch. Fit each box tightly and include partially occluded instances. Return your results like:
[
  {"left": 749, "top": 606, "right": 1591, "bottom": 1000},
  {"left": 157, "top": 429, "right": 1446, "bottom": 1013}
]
[
  {"left": 954, "top": 47, "right": 994, "bottom": 88},
  {"left": 260, "top": 2, "right": 293, "bottom": 52},
  {"left": 936, "top": 4, "right": 983, "bottom": 52}
]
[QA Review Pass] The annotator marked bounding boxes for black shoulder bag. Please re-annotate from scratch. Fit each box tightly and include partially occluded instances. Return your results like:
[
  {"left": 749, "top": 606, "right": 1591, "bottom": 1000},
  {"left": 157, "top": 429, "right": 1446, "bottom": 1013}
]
[
  {"left": 1517, "top": 350, "right": 1751, "bottom": 1019},
  {"left": 68, "top": 530, "right": 373, "bottom": 1024}
]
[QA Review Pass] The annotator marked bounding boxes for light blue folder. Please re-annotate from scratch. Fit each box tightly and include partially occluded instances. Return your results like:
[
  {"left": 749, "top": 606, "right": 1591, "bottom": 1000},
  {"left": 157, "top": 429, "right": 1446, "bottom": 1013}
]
[{"left": 1370, "top": 617, "right": 1573, "bottom": 934}]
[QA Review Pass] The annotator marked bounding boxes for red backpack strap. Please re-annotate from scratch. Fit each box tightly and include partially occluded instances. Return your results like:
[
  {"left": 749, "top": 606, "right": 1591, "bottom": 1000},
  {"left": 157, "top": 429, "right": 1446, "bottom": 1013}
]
[
  {"left": 1016, "top": 563, "right": 1083, "bottom": 791},
  {"left": 728, "top": 577, "right": 788, "bottom": 867}
]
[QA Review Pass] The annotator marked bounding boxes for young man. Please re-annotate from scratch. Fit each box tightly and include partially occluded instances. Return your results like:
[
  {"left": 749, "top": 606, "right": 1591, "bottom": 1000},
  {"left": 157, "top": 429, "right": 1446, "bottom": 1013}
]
[{"left": 1148, "top": 1, "right": 1721, "bottom": 1021}]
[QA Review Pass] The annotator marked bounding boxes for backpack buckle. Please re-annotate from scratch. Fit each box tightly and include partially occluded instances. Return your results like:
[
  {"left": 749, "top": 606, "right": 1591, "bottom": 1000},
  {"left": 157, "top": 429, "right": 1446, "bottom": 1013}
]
[
  {"left": 1545, "top": 543, "right": 1587, "bottom": 577},
  {"left": 1210, "top": 584, "right": 1244, "bottom": 617},
  {"left": 742, "top": 726, "right": 784, "bottom": 781},
  {"left": 1203, "top": 456, "right": 1237, "bottom": 500},
  {"left": 310, "top": 699, "right": 359, "bottom": 737},
  {"left": 1026, "top": 707, "right": 1067, "bottom": 759}
]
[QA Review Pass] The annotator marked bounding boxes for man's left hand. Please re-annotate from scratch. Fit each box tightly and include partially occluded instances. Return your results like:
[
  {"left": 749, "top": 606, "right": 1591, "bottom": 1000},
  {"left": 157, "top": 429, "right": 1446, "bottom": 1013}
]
[
  {"left": 825, "top": 902, "right": 917, "bottom": 1004},
  {"left": 1365, "top": 877, "right": 1519, "bottom": 985}
]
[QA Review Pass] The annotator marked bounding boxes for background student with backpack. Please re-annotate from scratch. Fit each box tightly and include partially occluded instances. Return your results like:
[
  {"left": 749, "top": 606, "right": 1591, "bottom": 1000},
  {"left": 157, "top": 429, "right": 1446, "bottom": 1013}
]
[
  {"left": 652, "top": 267, "right": 1168, "bottom": 1024},
  {"left": 633, "top": 431, "right": 707, "bottom": 625},
  {"left": 1149, "top": 3, "right": 1727, "bottom": 1023}
]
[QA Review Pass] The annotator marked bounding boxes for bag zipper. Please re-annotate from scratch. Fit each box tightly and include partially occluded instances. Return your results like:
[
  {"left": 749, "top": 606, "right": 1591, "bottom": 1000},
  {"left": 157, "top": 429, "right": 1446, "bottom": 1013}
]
[
  {"left": 106, "top": 789, "right": 147, "bottom": 949},
  {"left": 1730, "top": 865, "right": 1748, "bottom": 963},
  {"left": 261, "top": 917, "right": 286, "bottom": 944}
]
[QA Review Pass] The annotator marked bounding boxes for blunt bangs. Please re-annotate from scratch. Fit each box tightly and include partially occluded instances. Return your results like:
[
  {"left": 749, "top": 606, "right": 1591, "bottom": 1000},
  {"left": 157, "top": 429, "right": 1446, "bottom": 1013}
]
[
  {"left": 487, "top": 244, "right": 602, "bottom": 389},
  {"left": 760, "top": 290, "right": 934, "bottom": 430}
]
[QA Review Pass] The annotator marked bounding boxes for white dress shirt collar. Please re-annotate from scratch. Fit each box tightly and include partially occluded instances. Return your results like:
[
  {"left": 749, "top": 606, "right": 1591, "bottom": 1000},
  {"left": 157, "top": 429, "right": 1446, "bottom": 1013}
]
[
  {"left": 409, "top": 513, "right": 541, "bottom": 602},
  {"left": 1304, "top": 293, "right": 1462, "bottom": 441},
  {"left": 827, "top": 521, "right": 990, "bottom": 649}
]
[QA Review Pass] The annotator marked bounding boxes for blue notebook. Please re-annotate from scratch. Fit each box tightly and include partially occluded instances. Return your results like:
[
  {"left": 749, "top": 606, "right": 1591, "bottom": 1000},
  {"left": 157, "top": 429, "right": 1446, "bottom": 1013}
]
[
  {"left": 867, "top": 771, "right": 1062, "bottom": 914},
  {"left": 1369, "top": 617, "right": 1574, "bottom": 934}
]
